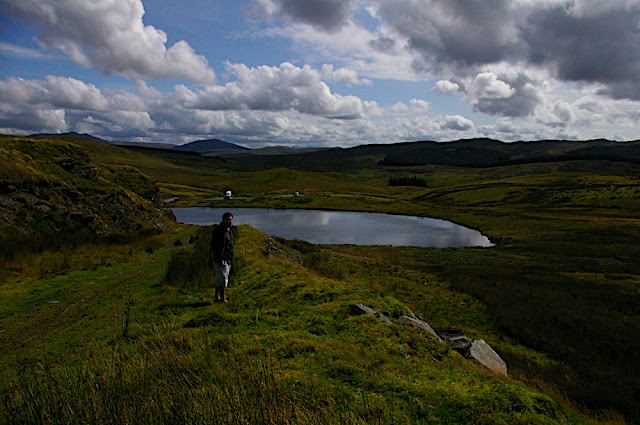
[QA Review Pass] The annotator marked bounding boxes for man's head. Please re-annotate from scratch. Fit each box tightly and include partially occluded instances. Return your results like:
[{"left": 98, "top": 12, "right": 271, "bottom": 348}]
[{"left": 221, "top": 212, "right": 233, "bottom": 228}]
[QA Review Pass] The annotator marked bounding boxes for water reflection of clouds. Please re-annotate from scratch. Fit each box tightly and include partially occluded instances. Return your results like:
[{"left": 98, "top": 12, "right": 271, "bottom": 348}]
[{"left": 172, "top": 207, "right": 493, "bottom": 248}]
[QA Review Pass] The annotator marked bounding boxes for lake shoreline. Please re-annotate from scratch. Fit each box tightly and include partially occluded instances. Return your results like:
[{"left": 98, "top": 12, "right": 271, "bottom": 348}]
[{"left": 172, "top": 207, "right": 494, "bottom": 248}]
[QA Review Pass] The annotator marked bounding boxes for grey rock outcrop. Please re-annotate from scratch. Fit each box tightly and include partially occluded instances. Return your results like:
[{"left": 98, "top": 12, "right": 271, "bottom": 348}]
[
  {"left": 349, "top": 303, "right": 393, "bottom": 324},
  {"left": 468, "top": 339, "right": 508, "bottom": 376},
  {"left": 347, "top": 303, "right": 508, "bottom": 376},
  {"left": 399, "top": 316, "right": 443, "bottom": 342},
  {"left": 434, "top": 326, "right": 473, "bottom": 352}
]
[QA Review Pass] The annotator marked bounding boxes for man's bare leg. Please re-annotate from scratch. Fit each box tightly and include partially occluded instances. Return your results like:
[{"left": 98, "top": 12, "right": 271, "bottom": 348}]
[{"left": 220, "top": 287, "right": 228, "bottom": 302}]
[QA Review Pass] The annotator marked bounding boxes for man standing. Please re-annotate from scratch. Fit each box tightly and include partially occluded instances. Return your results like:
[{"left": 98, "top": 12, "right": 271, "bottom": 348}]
[{"left": 210, "top": 212, "right": 234, "bottom": 303}]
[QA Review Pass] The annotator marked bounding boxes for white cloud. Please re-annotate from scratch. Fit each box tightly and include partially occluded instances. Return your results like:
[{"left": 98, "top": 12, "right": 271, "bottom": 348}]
[
  {"left": 434, "top": 80, "right": 460, "bottom": 94},
  {"left": 0, "top": 41, "right": 50, "bottom": 59},
  {"left": 409, "top": 98, "right": 430, "bottom": 112},
  {"left": 264, "top": 12, "right": 418, "bottom": 81},
  {"left": 441, "top": 115, "right": 475, "bottom": 132},
  {"left": 173, "top": 62, "right": 369, "bottom": 119},
  {"left": 0, "top": 76, "right": 109, "bottom": 111},
  {"left": 0, "top": 105, "right": 67, "bottom": 133},
  {"left": 390, "top": 103, "right": 409, "bottom": 114},
  {"left": 3, "top": 0, "right": 216, "bottom": 84},
  {"left": 472, "top": 72, "right": 516, "bottom": 99},
  {"left": 321, "top": 64, "right": 372, "bottom": 86}
]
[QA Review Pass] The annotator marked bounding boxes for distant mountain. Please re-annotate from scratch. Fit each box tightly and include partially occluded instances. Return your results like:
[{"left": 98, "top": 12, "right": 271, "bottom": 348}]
[
  {"left": 174, "top": 138, "right": 248, "bottom": 153},
  {"left": 29, "top": 131, "right": 110, "bottom": 144}
]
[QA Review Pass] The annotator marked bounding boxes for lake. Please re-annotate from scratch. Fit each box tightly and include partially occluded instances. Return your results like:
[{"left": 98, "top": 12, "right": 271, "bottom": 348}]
[{"left": 172, "top": 207, "right": 493, "bottom": 248}]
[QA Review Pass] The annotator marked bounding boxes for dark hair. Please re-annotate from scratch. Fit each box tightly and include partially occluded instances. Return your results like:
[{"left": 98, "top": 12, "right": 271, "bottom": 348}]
[{"left": 222, "top": 212, "right": 233, "bottom": 219}]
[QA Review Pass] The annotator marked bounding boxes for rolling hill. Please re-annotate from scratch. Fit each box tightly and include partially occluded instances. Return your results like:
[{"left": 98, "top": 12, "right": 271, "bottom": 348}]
[
  {"left": 223, "top": 138, "right": 640, "bottom": 172},
  {"left": 0, "top": 134, "right": 176, "bottom": 258},
  {"left": 173, "top": 138, "right": 249, "bottom": 154},
  {"left": 2, "top": 132, "right": 639, "bottom": 422}
]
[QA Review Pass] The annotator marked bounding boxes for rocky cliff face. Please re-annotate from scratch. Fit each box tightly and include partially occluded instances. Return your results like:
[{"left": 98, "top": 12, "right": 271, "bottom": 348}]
[{"left": 0, "top": 136, "right": 176, "bottom": 257}]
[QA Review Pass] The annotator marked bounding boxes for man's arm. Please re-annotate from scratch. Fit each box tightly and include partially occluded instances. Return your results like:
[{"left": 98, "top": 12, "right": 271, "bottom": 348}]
[{"left": 209, "top": 225, "right": 223, "bottom": 262}]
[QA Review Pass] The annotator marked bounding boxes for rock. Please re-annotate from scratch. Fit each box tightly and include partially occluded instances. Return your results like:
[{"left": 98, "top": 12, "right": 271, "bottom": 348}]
[
  {"left": 376, "top": 312, "right": 393, "bottom": 324},
  {"left": 349, "top": 303, "right": 393, "bottom": 324},
  {"left": 434, "top": 326, "right": 473, "bottom": 353},
  {"left": 446, "top": 335, "right": 474, "bottom": 352},
  {"left": 467, "top": 339, "right": 508, "bottom": 376},
  {"left": 350, "top": 303, "right": 378, "bottom": 316},
  {"left": 54, "top": 156, "right": 76, "bottom": 171},
  {"left": 399, "top": 316, "right": 443, "bottom": 342},
  {"left": 75, "top": 166, "right": 97, "bottom": 181}
]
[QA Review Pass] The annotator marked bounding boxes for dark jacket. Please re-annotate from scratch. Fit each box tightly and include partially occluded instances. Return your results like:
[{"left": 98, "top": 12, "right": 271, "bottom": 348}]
[{"left": 210, "top": 224, "right": 234, "bottom": 263}]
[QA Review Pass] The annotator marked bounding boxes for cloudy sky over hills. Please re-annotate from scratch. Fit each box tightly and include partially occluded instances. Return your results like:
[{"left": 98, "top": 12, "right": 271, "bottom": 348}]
[{"left": 1, "top": 0, "right": 639, "bottom": 147}]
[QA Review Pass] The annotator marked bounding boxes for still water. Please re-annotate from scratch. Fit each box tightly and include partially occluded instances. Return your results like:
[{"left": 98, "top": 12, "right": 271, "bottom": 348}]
[{"left": 173, "top": 207, "right": 493, "bottom": 248}]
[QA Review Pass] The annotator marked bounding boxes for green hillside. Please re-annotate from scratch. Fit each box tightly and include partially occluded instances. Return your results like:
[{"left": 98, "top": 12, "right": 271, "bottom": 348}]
[
  {"left": 0, "top": 135, "right": 176, "bottom": 260},
  {"left": 1, "top": 134, "right": 638, "bottom": 423},
  {"left": 1, "top": 223, "right": 598, "bottom": 424},
  {"left": 217, "top": 138, "right": 640, "bottom": 171}
]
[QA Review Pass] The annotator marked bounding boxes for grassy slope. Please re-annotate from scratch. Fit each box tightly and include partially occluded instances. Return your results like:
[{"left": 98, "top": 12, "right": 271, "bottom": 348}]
[
  {"left": 172, "top": 156, "right": 640, "bottom": 421},
  {"left": 0, "top": 135, "right": 176, "bottom": 261},
  {"left": 1, "top": 225, "right": 593, "bottom": 424},
  {"left": 1, "top": 135, "right": 638, "bottom": 423}
]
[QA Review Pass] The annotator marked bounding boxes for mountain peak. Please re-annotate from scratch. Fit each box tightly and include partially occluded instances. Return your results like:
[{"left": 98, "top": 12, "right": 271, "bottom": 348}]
[{"left": 174, "top": 138, "right": 248, "bottom": 153}]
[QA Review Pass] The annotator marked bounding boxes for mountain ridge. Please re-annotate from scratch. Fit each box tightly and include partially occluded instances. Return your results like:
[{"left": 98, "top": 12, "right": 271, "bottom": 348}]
[{"left": 173, "top": 138, "right": 249, "bottom": 153}]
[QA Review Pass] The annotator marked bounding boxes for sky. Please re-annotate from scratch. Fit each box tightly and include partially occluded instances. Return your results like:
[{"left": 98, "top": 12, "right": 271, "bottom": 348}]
[{"left": 1, "top": 0, "right": 639, "bottom": 148}]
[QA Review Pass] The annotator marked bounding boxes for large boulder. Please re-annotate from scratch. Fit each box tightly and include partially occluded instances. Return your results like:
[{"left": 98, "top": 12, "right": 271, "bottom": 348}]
[{"left": 468, "top": 339, "right": 508, "bottom": 376}]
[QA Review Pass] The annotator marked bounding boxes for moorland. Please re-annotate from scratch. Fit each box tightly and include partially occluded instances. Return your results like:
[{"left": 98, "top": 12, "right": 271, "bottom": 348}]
[{"left": 1, "top": 134, "right": 639, "bottom": 424}]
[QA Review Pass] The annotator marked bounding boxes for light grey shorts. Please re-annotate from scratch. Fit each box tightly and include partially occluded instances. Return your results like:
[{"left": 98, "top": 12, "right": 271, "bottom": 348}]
[{"left": 213, "top": 260, "right": 231, "bottom": 288}]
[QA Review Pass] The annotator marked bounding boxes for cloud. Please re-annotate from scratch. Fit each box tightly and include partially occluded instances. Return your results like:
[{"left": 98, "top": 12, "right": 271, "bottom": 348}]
[
  {"left": 0, "top": 42, "right": 50, "bottom": 59},
  {"left": 258, "top": 7, "right": 419, "bottom": 81},
  {"left": 523, "top": 3, "right": 640, "bottom": 89},
  {"left": 471, "top": 72, "right": 516, "bottom": 99},
  {"left": 173, "top": 62, "right": 370, "bottom": 119},
  {"left": 321, "top": 65, "right": 372, "bottom": 86},
  {"left": 552, "top": 101, "right": 573, "bottom": 123},
  {"left": 441, "top": 115, "right": 475, "bottom": 132},
  {"left": 371, "top": 0, "right": 522, "bottom": 68},
  {"left": 2, "top": 0, "right": 216, "bottom": 84},
  {"left": 0, "top": 106, "right": 66, "bottom": 133},
  {"left": 260, "top": 1, "right": 640, "bottom": 104},
  {"left": 409, "top": 99, "right": 430, "bottom": 112},
  {"left": 369, "top": 36, "right": 397, "bottom": 53},
  {"left": 254, "top": 0, "right": 355, "bottom": 31},
  {"left": 0, "top": 76, "right": 109, "bottom": 111},
  {"left": 434, "top": 80, "right": 460, "bottom": 95},
  {"left": 468, "top": 71, "right": 542, "bottom": 117},
  {"left": 0, "top": 75, "right": 152, "bottom": 138}
]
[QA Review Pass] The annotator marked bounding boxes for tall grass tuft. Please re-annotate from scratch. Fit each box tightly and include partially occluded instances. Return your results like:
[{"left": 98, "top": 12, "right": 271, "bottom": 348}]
[
  {"left": 1, "top": 322, "right": 407, "bottom": 424},
  {"left": 163, "top": 227, "right": 214, "bottom": 290}
]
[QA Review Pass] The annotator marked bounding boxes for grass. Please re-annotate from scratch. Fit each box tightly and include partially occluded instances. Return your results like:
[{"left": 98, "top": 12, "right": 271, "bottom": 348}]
[
  {"left": 1, "top": 134, "right": 638, "bottom": 423},
  {"left": 1, "top": 225, "right": 599, "bottom": 424}
]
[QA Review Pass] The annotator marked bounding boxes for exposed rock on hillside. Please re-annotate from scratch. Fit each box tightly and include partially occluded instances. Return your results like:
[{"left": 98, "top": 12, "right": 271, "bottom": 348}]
[
  {"left": 349, "top": 303, "right": 393, "bottom": 324},
  {"left": 399, "top": 315, "right": 443, "bottom": 342},
  {"left": 350, "top": 303, "right": 508, "bottom": 376},
  {"left": 0, "top": 136, "right": 175, "bottom": 257}
]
